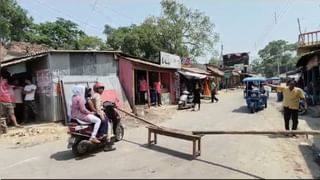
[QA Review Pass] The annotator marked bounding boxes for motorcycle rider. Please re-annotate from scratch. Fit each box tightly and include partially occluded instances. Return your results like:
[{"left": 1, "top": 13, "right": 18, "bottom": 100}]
[
  {"left": 70, "top": 85, "right": 101, "bottom": 144},
  {"left": 85, "top": 87, "right": 107, "bottom": 139},
  {"left": 92, "top": 82, "right": 116, "bottom": 151}
]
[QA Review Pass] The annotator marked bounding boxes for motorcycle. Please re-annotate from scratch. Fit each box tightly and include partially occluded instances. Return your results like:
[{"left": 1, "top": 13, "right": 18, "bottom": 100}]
[
  {"left": 67, "top": 101, "right": 124, "bottom": 156},
  {"left": 298, "top": 92, "right": 308, "bottom": 116},
  {"left": 178, "top": 90, "right": 194, "bottom": 110}
]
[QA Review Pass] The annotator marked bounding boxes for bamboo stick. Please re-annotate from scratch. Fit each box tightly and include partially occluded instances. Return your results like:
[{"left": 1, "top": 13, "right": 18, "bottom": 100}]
[
  {"left": 192, "top": 130, "right": 320, "bottom": 135},
  {"left": 116, "top": 107, "right": 161, "bottom": 128}
]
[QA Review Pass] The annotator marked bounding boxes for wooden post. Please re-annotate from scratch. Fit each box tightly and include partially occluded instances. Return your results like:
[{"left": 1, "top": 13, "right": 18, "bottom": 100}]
[
  {"left": 146, "top": 71, "right": 150, "bottom": 107},
  {"left": 154, "top": 133, "right": 157, "bottom": 144},
  {"left": 198, "top": 138, "right": 201, "bottom": 155},
  {"left": 148, "top": 128, "right": 151, "bottom": 145},
  {"left": 193, "top": 140, "right": 196, "bottom": 158}
]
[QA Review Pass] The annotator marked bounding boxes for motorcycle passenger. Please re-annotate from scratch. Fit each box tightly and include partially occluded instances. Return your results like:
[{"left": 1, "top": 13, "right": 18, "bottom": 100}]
[
  {"left": 71, "top": 85, "right": 101, "bottom": 144},
  {"left": 85, "top": 87, "right": 107, "bottom": 138}
]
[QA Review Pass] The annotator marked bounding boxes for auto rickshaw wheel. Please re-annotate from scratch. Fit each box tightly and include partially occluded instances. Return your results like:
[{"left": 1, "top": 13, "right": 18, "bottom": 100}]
[{"left": 250, "top": 107, "right": 255, "bottom": 113}]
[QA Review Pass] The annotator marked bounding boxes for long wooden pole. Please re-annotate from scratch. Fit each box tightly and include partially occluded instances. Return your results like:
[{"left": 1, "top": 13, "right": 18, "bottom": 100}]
[
  {"left": 116, "top": 107, "right": 161, "bottom": 128},
  {"left": 193, "top": 130, "right": 320, "bottom": 136}
]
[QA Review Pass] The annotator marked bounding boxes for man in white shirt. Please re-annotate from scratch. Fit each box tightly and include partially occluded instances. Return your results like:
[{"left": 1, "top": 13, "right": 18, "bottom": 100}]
[{"left": 23, "top": 79, "right": 37, "bottom": 123}]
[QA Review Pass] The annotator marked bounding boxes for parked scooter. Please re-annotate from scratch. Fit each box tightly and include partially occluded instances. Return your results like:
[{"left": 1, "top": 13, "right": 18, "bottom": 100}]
[
  {"left": 178, "top": 90, "right": 194, "bottom": 110},
  {"left": 67, "top": 101, "right": 124, "bottom": 156}
]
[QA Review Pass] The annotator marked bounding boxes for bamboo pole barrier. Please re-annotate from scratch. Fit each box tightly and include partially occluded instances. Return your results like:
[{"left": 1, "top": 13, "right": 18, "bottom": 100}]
[
  {"left": 116, "top": 107, "right": 161, "bottom": 128},
  {"left": 192, "top": 130, "right": 320, "bottom": 136}
]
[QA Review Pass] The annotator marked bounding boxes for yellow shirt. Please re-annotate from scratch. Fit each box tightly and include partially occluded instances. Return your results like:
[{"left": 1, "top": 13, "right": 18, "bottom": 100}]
[{"left": 277, "top": 86, "right": 305, "bottom": 110}]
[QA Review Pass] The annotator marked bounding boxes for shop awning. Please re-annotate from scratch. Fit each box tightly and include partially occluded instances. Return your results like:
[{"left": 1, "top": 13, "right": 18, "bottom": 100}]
[
  {"left": 178, "top": 70, "right": 207, "bottom": 80},
  {"left": 2, "top": 52, "right": 48, "bottom": 67},
  {"left": 207, "top": 66, "right": 224, "bottom": 76},
  {"left": 181, "top": 67, "right": 211, "bottom": 75},
  {"left": 296, "top": 50, "right": 320, "bottom": 67},
  {"left": 232, "top": 71, "right": 240, "bottom": 76}
]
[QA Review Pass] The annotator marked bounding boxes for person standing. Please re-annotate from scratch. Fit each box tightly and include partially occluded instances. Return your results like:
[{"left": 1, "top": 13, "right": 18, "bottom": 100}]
[
  {"left": 23, "top": 79, "right": 37, "bottom": 123},
  {"left": 0, "top": 71, "right": 22, "bottom": 128},
  {"left": 211, "top": 79, "right": 219, "bottom": 103},
  {"left": 139, "top": 76, "right": 148, "bottom": 104},
  {"left": 193, "top": 82, "right": 201, "bottom": 111},
  {"left": 154, "top": 81, "right": 162, "bottom": 106},
  {"left": 268, "top": 80, "right": 306, "bottom": 137}
]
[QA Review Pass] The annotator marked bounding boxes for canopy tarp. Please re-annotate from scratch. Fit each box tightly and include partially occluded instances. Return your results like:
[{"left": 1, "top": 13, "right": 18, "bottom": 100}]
[
  {"left": 243, "top": 77, "right": 267, "bottom": 82},
  {"left": 178, "top": 70, "right": 207, "bottom": 80},
  {"left": 267, "top": 77, "right": 280, "bottom": 80}
]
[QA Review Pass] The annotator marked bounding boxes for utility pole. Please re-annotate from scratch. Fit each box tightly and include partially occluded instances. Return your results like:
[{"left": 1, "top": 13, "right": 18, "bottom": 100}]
[
  {"left": 297, "top": 18, "right": 302, "bottom": 34},
  {"left": 220, "top": 43, "right": 224, "bottom": 68}
]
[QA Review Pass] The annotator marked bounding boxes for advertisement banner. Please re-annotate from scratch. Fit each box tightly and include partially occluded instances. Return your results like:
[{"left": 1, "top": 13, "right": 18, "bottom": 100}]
[{"left": 160, "top": 51, "right": 181, "bottom": 69}]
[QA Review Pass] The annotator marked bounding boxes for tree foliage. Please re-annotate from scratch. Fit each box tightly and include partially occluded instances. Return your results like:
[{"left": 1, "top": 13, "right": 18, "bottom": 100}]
[
  {"left": 104, "top": 0, "right": 219, "bottom": 59},
  {"left": 253, "top": 40, "right": 297, "bottom": 77},
  {"left": 77, "top": 35, "right": 106, "bottom": 50},
  {"left": 0, "top": 0, "right": 33, "bottom": 42},
  {"left": 28, "top": 18, "right": 85, "bottom": 49}
]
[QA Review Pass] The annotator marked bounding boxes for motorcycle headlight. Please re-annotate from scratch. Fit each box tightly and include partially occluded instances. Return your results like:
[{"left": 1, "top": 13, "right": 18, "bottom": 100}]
[{"left": 251, "top": 93, "right": 257, "bottom": 97}]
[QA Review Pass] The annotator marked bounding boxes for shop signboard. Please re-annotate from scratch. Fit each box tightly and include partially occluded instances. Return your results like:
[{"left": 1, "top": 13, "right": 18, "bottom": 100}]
[{"left": 160, "top": 51, "right": 181, "bottom": 69}]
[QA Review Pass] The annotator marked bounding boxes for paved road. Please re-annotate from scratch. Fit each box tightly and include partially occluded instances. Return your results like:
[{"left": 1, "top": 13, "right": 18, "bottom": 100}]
[{"left": 1, "top": 90, "right": 319, "bottom": 179}]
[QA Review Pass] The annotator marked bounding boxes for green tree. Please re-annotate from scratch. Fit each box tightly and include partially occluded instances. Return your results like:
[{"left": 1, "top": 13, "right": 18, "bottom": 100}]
[
  {"left": 0, "top": 0, "right": 33, "bottom": 42},
  {"left": 257, "top": 40, "right": 297, "bottom": 77},
  {"left": 29, "top": 18, "right": 85, "bottom": 49},
  {"left": 250, "top": 58, "right": 264, "bottom": 74},
  {"left": 104, "top": 0, "right": 219, "bottom": 59},
  {"left": 77, "top": 35, "right": 107, "bottom": 50},
  {"left": 208, "top": 57, "right": 220, "bottom": 66}
]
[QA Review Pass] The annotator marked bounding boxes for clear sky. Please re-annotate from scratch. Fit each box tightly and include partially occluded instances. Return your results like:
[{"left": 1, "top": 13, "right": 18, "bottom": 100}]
[{"left": 17, "top": 0, "right": 320, "bottom": 63}]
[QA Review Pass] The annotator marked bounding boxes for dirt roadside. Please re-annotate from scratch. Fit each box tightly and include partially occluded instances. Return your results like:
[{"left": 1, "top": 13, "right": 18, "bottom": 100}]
[{"left": 0, "top": 105, "right": 178, "bottom": 148}]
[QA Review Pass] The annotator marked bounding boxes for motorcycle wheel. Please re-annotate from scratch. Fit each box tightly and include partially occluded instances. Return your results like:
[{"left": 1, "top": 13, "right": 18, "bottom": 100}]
[
  {"left": 72, "top": 138, "right": 90, "bottom": 156},
  {"left": 298, "top": 108, "right": 306, "bottom": 116},
  {"left": 115, "top": 124, "right": 124, "bottom": 142}
]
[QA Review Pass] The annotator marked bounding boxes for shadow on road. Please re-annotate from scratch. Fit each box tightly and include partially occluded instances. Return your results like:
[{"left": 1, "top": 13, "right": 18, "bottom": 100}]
[
  {"left": 232, "top": 106, "right": 249, "bottom": 114},
  {"left": 50, "top": 149, "right": 98, "bottom": 161},
  {"left": 123, "top": 139, "right": 194, "bottom": 160},
  {"left": 298, "top": 144, "right": 320, "bottom": 178},
  {"left": 50, "top": 150, "right": 75, "bottom": 161},
  {"left": 123, "top": 139, "right": 264, "bottom": 179},
  {"left": 196, "top": 159, "right": 264, "bottom": 179},
  {"left": 267, "top": 134, "right": 291, "bottom": 139}
]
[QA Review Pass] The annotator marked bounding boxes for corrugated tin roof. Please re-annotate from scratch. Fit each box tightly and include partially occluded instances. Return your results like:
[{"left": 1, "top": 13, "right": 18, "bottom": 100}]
[
  {"left": 181, "top": 67, "right": 210, "bottom": 75},
  {"left": 207, "top": 66, "right": 224, "bottom": 76},
  {"left": 50, "top": 49, "right": 121, "bottom": 53},
  {"left": 119, "top": 55, "right": 178, "bottom": 70},
  {"left": 296, "top": 50, "right": 320, "bottom": 67},
  {"left": 232, "top": 71, "right": 240, "bottom": 76},
  {"left": 2, "top": 52, "right": 48, "bottom": 67}
]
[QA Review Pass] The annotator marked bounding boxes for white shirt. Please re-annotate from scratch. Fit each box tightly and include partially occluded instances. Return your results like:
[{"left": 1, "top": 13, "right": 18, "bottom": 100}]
[{"left": 24, "top": 84, "right": 37, "bottom": 101}]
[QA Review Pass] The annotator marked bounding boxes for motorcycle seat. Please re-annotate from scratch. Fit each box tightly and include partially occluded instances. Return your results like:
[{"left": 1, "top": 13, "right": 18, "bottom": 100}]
[{"left": 70, "top": 118, "right": 92, "bottom": 125}]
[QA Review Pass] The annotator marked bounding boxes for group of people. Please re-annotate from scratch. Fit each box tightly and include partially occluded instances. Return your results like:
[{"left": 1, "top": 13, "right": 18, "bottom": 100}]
[
  {"left": 70, "top": 82, "right": 115, "bottom": 151},
  {"left": 0, "top": 69, "right": 38, "bottom": 128},
  {"left": 138, "top": 76, "right": 162, "bottom": 106},
  {"left": 192, "top": 78, "right": 219, "bottom": 111}
]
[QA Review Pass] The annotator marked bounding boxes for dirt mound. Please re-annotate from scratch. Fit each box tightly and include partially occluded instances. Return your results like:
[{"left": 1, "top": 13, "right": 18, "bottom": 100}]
[{"left": 0, "top": 123, "right": 67, "bottom": 148}]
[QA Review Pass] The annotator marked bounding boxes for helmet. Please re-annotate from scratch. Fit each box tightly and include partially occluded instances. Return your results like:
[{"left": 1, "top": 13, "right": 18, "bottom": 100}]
[{"left": 94, "top": 82, "right": 105, "bottom": 90}]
